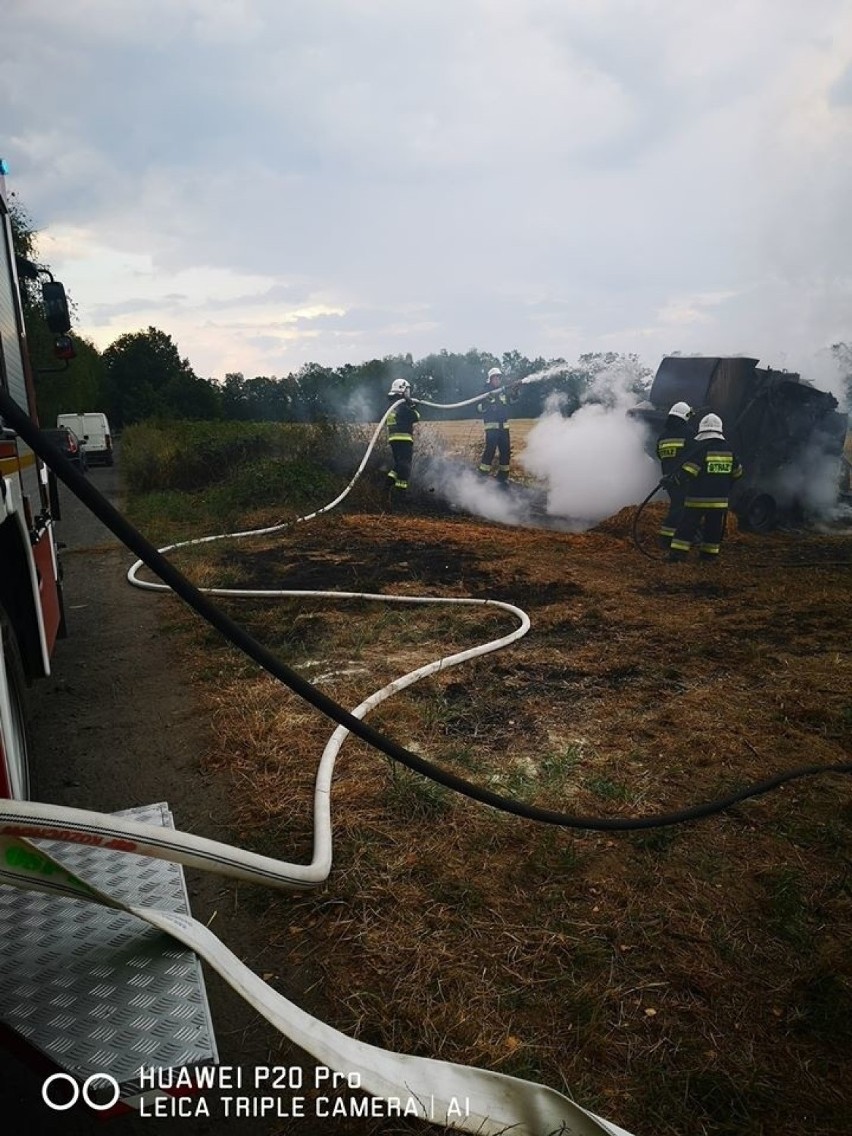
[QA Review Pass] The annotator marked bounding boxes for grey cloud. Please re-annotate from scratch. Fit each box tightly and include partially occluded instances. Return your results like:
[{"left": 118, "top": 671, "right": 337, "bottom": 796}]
[
  {"left": 3, "top": 1, "right": 850, "bottom": 384},
  {"left": 829, "top": 62, "right": 852, "bottom": 105}
]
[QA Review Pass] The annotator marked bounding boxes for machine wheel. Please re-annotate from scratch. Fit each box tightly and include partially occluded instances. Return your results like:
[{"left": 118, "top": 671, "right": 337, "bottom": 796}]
[
  {"left": 0, "top": 604, "right": 31, "bottom": 800},
  {"left": 737, "top": 490, "right": 777, "bottom": 533}
]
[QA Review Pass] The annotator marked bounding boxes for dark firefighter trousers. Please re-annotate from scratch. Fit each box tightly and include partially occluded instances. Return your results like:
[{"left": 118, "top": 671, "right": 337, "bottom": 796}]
[
  {"left": 388, "top": 439, "right": 413, "bottom": 492},
  {"left": 659, "top": 484, "right": 687, "bottom": 547},
  {"left": 669, "top": 505, "right": 728, "bottom": 561},
  {"left": 479, "top": 427, "right": 511, "bottom": 482}
]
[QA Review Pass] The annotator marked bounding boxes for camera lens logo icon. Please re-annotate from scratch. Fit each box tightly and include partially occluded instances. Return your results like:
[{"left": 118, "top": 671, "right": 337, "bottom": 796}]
[{"left": 42, "top": 1072, "right": 121, "bottom": 1111}]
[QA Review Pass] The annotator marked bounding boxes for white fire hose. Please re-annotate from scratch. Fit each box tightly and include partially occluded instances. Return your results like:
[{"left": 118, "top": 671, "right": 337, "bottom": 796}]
[{"left": 1, "top": 378, "right": 637, "bottom": 1134}]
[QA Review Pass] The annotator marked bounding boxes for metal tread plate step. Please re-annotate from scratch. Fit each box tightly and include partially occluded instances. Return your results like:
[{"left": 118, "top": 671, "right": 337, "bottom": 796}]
[{"left": 0, "top": 802, "right": 217, "bottom": 1088}]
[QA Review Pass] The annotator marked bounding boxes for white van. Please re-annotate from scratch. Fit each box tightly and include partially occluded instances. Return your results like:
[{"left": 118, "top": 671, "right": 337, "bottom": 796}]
[{"left": 56, "top": 412, "right": 114, "bottom": 466}]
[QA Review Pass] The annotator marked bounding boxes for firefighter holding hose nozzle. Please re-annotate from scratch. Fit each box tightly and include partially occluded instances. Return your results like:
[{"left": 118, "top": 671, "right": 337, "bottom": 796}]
[
  {"left": 477, "top": 366, "right": 521, "bottom": 486},
  {"left": 667, "top": 413, "right": 743, "bottom": 564},
  {"left": 386, "top": 378, "right": 420, "bottom": 506}
]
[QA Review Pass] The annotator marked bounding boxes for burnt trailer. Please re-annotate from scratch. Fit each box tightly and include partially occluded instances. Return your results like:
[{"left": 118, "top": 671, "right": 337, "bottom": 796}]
[{"left": 629, "top": 355, "right": 850, "bottom": 532}]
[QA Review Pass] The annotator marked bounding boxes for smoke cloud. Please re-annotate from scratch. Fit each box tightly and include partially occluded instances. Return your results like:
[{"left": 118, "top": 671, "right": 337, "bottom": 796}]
[
  {"left": 769, "top": 436, "right": 852, "bottom": 529},
  {"left": 519, "top": 359, "right": 659, "bottom": 526},
  {"left": 803, "top": 346, "right": 852, "bottom": 412},
  {"left": 418, "top": 453, "right": 533, "bottom": 527},
  {"left": 408, "top": 353, "right": 849, "bottom": 533},
  {"left": 344, "top": 385, "right": 379, "bottom": 423}
]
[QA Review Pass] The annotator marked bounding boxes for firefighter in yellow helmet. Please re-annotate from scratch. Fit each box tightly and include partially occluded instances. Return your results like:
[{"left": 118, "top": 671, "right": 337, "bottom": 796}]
[
  {"left": 668, "top": 413, "right": 743, "bottom": 563},
  {"left": 476, "top": 366, "right": 520, "bottom": 485},
  {"left": 385, "top": 378, "right": 420, "bottom": 502}
]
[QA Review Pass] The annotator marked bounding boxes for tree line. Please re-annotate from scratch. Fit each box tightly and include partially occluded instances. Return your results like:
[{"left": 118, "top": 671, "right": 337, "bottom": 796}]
[
  {"left": 37, "top": 321, "right": 653, "bottom": 431},
  {"left": 11, "top": 196, "right": 851, "bottom": 432}
]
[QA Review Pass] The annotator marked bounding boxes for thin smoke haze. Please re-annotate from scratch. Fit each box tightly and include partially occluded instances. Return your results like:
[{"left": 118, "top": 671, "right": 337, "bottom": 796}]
[{"left": 419, "top": 454, "right": 531, "bottom": 527}]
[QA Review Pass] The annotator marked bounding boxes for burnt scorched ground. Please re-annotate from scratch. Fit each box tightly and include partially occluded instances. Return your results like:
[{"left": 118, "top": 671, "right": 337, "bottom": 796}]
[
  {"left": 153, "top": 503, "right": 852, "bottom": 1136},
  {"left": 236, "top": 536, "right": 484, "bottom": 594}
]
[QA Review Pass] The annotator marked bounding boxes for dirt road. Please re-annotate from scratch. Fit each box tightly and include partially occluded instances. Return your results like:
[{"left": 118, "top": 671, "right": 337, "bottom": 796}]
[{"left": 0, "top": 459, "right": 353, "bottom": 1135}]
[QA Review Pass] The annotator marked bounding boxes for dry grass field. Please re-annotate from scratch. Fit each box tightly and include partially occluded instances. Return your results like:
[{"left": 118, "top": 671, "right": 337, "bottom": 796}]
[
  {"left": 142, "top": 477, "right": 852, "bottom": 1136},
  {"left": 414, "top": 417, "right": 538, "bottom": 467}
]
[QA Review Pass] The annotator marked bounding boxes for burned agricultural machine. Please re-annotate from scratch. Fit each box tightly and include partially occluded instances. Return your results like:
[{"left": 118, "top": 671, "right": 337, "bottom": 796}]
[{"left": 629, "top": 355, "right": 850, "bottom": 532}]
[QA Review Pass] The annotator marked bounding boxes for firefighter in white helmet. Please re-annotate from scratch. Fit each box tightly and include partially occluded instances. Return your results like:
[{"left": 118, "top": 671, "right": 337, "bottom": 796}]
[
  {"left": 385, "top": 378, "right": 420, "bottom": 504},
  {"left": 476, "top": 366, "right": 520, "bottom": 485},
  {"left": 668, "top": 412, "right": 743, "bottom": 563},
  {"left": 656, "top": 401, "right": 696, "bottom": 548}
]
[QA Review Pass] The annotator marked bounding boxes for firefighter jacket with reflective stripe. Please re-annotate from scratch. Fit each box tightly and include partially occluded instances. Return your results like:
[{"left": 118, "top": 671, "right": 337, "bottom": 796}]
[
  {"left": 677, "top": 438, "right": 743, "bottom": 508},
  {"left": 476, "top": 389, "right": 515, "bottom": 430},
  {"left": 656, "top": 420, "right": 693, "bottom": 476},
  {"left": 386, "top": 401, "right": 420, "bottom": 442}
]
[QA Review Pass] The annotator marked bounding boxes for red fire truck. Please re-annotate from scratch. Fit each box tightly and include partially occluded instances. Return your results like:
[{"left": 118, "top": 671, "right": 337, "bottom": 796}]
[{"left": 0, "top": 163, "right": 65, "bottom": 800}]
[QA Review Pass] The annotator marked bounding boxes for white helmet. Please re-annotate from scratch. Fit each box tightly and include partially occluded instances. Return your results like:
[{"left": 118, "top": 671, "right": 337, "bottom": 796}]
[
  {"left": 668, "top": 401, "right": 692, "bottom": 421},
  {"left": 487, "top": 366, "right": 503, "bottom": 381},
  {"left": 388, "top": 378, "right": 411, "bottom": 397},
  {"left": 696, "top": 412, "right": 724, "bottom": 437}
]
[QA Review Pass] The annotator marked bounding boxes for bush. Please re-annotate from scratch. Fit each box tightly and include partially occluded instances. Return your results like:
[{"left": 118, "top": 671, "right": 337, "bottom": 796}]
[{"left": 121, "top": 420, "right": 373, "bottom": 497}]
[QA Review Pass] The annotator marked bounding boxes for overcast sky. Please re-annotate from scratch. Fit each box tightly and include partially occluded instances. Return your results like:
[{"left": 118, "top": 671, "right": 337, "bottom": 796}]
[{"left": 3, "top": 0, "right": 851, "bottom": 391}]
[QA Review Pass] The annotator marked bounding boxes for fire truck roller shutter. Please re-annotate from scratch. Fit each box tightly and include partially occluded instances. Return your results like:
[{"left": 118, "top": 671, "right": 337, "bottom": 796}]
[{"left": 0, "top": 601, "right": 31, "bottom": 799}]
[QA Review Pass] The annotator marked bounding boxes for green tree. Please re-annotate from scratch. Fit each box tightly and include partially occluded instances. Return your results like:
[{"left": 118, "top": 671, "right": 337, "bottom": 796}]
[
  {"left": 220, "top": 373, "right": 250, "bottom": 419},
  {"left": 102, "top": 327, "right": 199, "bottom": 427},
  {"left": 9, "top": 194, "right": 62, "bottom": 368},
  {"left": 411, "top": 348, "right": 496, "bottom": 418},
  {"left": 161, "top": 370, "right": 222, "bottom": 420},
  {"left": 287, "top": 362, "right": 335, "bottom": 421},
  {"left": 242, "top": 375, "right": 291, "bottom": 421}
]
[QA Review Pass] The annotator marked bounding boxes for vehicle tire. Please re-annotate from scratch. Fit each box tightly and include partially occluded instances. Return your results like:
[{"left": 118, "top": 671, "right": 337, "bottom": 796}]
[
  {"left": 0, "top": 604, "right": 31, "bottom": 800},
  {"left": 736, "top": 490, "right": 777, "bottom": 533}
]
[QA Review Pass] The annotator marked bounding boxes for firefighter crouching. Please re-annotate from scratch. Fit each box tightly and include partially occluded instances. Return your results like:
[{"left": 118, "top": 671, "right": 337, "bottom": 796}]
[
  {"left": 656, "top": 401, "right": 695, "bottom": 549},
  {"left": 386, "top": 378, "right": 420, "bottom": 502},
  {"left": 668, "top": 413, "right": 743, "bottom": 563},
  {"left": 477, "top": 366, "right": 519, "bottom": 485}
]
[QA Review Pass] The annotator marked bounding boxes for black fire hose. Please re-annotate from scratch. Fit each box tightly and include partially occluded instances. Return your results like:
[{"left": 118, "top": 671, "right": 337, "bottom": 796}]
[
  {"left": 631, "top": 480, "right": 668, "bottom": 562},
  {"left": 3, "top": 388, "right": 850, "bottom": 832}
]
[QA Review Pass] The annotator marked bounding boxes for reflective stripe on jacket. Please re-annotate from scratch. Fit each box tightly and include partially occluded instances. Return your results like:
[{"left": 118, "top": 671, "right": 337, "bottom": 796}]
[
  {"left": 680, "top": 440, "right": 743, "bottom": 508},
  {"left": 386, "top": 402, "right": 420, "bottom": 443},
  {"left": 476, "top": 391, "right": 511, "bottom": 430},
  {"left": 656, "top": 419, "right": 694, "bottom": 476}
]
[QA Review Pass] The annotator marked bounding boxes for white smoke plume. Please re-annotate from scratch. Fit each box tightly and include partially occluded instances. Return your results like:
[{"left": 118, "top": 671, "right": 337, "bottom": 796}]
[
  {"left": 519, "top": 358, "right": 659, "bottom": 525},
  {"left": 768, "top": 438, "right": 852, "bottom": 530},
  {"left": 803, "top": 345, "right": 852, "bottom": 412},
  {"left": 417, "top": 453, "right": 532, "bottom": 527},
  {"left": 411, "top": 361, "right": 579, "bottom": 528},
  {"left": 343, "top": 384, "right": 380, "bottom": 423}
]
